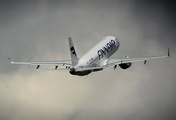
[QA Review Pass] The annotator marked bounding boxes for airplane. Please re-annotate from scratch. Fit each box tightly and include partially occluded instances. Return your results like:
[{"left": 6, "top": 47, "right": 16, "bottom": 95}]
[{"left": 8, "top": 36, "right": 170, "bottom": 76}]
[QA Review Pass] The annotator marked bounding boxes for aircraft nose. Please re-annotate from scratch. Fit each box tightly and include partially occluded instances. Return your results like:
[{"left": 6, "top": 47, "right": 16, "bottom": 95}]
[{"left": 115, "top": 38, "right": 120, "bottom": 46}]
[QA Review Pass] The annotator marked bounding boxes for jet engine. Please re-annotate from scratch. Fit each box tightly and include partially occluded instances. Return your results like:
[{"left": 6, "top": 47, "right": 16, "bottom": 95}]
[
  {"left": 118, "top": 56, "right": 132, "bottom": 69},
  {"left": 119, "top": 62, "right": 132, "bottom": 69}
]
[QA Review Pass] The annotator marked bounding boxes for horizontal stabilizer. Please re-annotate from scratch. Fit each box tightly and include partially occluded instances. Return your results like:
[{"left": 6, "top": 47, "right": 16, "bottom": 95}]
[{"left": 76, "top": 67, "right": 103, "bottom": 72}]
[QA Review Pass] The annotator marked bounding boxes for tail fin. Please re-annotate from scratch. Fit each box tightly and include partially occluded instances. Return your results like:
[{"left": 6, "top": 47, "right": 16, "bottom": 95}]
[{"left": 68, "top": 37, "right": 79, "bottom": 66}]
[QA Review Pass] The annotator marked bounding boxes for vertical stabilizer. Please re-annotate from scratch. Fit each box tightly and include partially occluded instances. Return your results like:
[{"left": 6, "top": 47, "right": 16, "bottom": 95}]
[{"left": 68, "top": 37, "right": 79, "bottom": 66}]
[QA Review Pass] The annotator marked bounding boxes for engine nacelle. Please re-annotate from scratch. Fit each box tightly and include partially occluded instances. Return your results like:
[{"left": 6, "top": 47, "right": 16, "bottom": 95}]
[{"left": 119, "top": 62, "right": 132, "bottom": 69}]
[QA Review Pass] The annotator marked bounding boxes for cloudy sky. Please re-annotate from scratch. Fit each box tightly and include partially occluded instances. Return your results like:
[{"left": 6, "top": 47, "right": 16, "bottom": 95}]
[{"left": 0, "top": 0, "right": 176, "bottom": 120}]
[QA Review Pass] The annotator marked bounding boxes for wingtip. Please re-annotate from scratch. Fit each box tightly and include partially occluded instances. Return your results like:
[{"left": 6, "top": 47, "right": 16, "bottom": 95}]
[
  {"left": 7, "top": 55, "right": 13, "bottom": 64},
  {"left": 7, "top": 55, "right": 10, "bottom": 61},
  {"left": 168, "top": 48, "right": 170, "bottom": 57},
  {"left": 7, "top": 55, "right": 11, "bottom": 61}
]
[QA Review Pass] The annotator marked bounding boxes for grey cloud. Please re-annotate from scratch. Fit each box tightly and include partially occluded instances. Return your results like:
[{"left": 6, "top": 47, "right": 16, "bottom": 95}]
[{"left": 0, "top": 0, "right": 176, "bottom": 120}]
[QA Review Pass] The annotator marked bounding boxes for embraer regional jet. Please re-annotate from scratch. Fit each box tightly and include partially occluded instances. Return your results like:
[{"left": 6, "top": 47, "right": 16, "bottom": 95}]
[{"left": 9, "top": 36, "right": 170, "bottom": 76}]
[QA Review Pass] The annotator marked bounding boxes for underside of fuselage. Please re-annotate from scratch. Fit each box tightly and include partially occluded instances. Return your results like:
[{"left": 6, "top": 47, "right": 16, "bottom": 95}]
[
  {"left": 70, "top": 70, "right": 92, "bottom": 76},
  {"left": 69, "top": 68, "right": 103, "bottom": 76}
]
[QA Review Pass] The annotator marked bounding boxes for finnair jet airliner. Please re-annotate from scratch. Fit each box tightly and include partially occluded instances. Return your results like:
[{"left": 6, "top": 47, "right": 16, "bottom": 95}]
[{"left": 9, "top": 36, "right": 170, "bottom": 76}]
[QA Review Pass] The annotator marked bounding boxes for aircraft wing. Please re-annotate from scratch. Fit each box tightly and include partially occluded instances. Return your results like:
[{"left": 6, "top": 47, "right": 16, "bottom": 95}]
[
  {"left": 10, "top": 60, "right": 72, "bottom": 66},
  {"left": 104, "top": 48, "right": 170, "bottom": 68},
  {"left": 8, "top": 57, "right": 72, "bottom": 67}
]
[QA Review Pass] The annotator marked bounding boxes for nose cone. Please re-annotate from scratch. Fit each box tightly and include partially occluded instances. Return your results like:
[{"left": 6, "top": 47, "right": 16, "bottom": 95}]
[
  {"left": 69, "top": 68, "right": 76, "bottom": 74},
  {"left": 115, "top": 38, "right": 120, "bottom": 45},
  {"left": 115, "top": 38, "right": 120, "bottom": 49}
]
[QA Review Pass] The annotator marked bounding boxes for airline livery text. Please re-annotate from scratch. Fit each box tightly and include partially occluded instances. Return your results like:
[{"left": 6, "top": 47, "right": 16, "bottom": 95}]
[{"left": 97, "top": 40, "right": 115, "bottom": 59}]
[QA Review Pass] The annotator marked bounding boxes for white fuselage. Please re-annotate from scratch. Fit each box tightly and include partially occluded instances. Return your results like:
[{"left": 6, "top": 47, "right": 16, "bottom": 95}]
[{"left": 75, "top": 36, "right": 120, "bottom": 69}]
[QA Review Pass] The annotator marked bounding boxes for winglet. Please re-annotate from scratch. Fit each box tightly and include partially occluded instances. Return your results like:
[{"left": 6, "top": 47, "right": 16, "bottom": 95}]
[
  {"left": 7, "top": 55, "right": 14, "bottom": 64},
  {"left": 7, "top": 55, "right": 11, "bottom": 61},
  {"left": 168, "top": 48, "right": 170, "bottom": 57}
]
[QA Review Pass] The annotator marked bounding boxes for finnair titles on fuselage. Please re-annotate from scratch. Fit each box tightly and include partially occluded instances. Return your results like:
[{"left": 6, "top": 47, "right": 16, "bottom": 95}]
[
  {"left": 76, "top": 36, "right": 119, "bottom": 69},
  {"left": 9, "top": 36, "right": 169, "bottom": 76},
  {"left": 97, "top": 39, "right": 117, "bottom": 59}
]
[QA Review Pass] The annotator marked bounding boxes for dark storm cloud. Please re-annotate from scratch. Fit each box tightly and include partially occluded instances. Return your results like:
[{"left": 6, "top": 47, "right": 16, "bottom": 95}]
[
  {"left": 0, "top": 0, "right": 176, "bottom": 120},
  {"left": 129, "top": 0, "right": 176, "bottom": 47}
]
